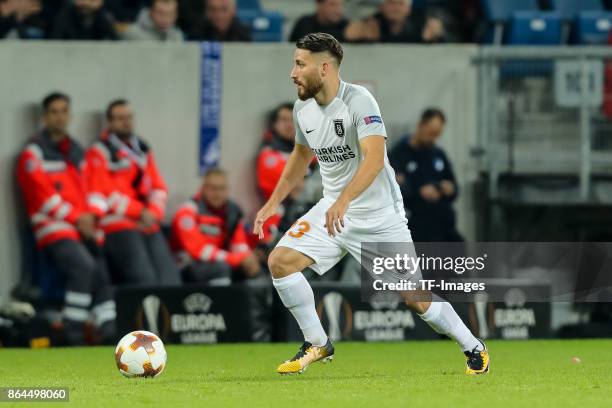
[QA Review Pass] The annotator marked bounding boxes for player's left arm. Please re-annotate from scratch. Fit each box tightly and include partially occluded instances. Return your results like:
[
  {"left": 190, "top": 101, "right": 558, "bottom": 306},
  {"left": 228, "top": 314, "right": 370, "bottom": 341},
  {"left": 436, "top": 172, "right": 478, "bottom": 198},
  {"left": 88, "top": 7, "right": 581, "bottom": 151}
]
[{"left": 325, "top": 136, "right": 385, "bottom": 236}]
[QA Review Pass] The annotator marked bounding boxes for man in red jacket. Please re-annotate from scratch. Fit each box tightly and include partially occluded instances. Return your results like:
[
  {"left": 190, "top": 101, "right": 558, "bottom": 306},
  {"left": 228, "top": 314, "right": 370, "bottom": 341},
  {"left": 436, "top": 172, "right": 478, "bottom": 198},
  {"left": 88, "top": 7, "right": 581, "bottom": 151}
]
[
  {"left": 16, "top": 92, "right": 115, "bottom": 345},
  {"left": 255, "top": 102, "right": 318, "bottom": 247},
  {"left": 255, "top": 102, "right": 299, "bottom": 245},
  {"left": 257, "top": 102, "right": 296, "bottom": 201},
  {"left": 84, "top": 99, "right": 180, "bottom": 286},
  {"left": 171, "top": 168, "right": 261, "bottom": 284}
]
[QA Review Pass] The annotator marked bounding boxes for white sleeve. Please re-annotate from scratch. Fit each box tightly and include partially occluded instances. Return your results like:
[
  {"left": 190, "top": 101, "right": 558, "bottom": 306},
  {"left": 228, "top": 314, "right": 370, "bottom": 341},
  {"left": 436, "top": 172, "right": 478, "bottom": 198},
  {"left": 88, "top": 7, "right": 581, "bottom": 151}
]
[
  {"left": 351, "top": 93, "right": 387, "bottom": 140},
  {"left": 293, "top": 104, "right": 309, "bottom": 147}
]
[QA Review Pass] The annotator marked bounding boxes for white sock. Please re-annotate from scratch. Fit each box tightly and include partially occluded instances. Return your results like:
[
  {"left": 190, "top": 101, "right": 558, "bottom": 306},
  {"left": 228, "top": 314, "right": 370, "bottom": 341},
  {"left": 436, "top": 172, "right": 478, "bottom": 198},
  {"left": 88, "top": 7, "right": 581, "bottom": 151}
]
[
  {"left": 419, "top": 300, "right": 481, "bottom": 352},
  {"left": 272, "top": 272, "right": 327, "bottom": 347}
]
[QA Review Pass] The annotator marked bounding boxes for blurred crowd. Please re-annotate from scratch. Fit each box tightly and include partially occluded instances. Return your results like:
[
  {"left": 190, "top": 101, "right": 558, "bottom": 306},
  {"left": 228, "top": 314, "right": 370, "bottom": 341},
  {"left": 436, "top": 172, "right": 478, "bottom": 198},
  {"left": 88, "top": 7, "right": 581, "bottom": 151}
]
[{"left": 0, "top": 0, "right": 481, "bottom": 43}]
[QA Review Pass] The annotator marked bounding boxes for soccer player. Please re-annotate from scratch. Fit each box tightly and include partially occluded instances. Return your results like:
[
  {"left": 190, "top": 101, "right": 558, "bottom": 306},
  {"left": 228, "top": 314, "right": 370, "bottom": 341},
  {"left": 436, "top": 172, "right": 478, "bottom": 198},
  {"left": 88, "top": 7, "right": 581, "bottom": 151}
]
[{"left": 253, "top": 33, "right": 490, "bottom": 375}]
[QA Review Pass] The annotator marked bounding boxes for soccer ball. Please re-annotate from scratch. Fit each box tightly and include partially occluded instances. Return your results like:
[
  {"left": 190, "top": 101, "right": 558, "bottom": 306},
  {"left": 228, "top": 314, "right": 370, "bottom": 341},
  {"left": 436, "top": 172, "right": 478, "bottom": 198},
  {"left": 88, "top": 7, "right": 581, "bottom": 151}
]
[{"left": 114, "top": 331, "right": 167, "bottom": 378}]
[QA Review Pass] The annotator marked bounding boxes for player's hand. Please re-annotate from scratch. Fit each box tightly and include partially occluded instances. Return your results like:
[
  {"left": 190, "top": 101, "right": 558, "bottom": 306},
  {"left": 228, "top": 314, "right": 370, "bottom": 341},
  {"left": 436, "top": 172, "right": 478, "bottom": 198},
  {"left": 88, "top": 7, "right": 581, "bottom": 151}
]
[
  {"left": 439, "top": 180, "right": 455, "bottom": 197},
  {"left": 76, "top": 213, "right": 96, "bottom": 240},
  {"left": 325, "top": 198, "right": 349, "bottom": 237},
  {"left": 420, "top": 184, "right": 441, "bottom": 202},
  {"left": 253, "top": 202, "right": 277, "bottom": 239}
]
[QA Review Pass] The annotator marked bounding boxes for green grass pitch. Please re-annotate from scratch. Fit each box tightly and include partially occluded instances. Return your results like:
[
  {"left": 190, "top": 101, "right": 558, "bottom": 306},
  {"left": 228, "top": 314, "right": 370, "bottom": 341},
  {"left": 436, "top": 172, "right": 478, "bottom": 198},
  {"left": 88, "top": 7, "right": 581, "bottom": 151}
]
[{"left": 1, "top": 340, "right": 611, "bottom": 408}]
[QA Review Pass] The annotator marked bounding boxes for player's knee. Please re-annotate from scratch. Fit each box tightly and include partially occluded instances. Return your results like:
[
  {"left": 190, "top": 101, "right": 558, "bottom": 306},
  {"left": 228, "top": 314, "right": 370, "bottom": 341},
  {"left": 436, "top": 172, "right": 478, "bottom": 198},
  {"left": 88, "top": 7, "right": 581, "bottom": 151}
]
[{"left": 268, "top": 248, "right": 297, "bottom": 279}]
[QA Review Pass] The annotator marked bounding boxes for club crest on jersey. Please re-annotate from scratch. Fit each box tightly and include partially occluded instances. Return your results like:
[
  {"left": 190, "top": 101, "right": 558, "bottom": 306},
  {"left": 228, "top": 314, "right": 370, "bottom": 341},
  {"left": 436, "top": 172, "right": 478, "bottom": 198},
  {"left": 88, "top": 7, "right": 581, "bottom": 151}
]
[{"left": 333, "top": 119, "right": 345, "bottom": 137}]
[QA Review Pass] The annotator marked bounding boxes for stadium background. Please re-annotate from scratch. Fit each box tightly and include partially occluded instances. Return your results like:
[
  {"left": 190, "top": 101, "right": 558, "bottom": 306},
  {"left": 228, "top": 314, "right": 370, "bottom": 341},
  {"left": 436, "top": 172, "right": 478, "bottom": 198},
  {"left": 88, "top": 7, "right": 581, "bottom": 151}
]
[{"left": 1, "top": 0, "right": 612, "bottom": 346}]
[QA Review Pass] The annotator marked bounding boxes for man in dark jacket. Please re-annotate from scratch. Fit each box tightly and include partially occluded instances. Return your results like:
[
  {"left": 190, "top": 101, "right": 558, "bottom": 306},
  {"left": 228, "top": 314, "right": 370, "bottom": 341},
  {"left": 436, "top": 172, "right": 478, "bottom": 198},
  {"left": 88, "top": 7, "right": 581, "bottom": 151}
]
[
  {"left": 189, "top": 0, "right": 250, "bottom": 41},
  {"left": 345, "top": 0, "right": 446, "bottom": 43},
  {"left": 50, "top": 0, "right": 118, "bottom": 40},
  {"left": 289, "top": 0, "right": 349, "bottom": 43},
  {"left": 0, "top": 0, "right": 47, "bottom": 39},
  {"left": 389, "top": 108, "right": 462, "bottom": 242}
]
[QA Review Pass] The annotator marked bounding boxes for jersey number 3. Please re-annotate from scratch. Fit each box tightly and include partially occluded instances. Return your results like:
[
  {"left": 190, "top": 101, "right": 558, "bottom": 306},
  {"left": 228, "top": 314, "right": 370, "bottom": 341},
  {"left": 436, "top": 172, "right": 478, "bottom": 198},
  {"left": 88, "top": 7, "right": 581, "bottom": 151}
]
[{"left": 287, "top": 220, "right": 310, "bottom": 239}]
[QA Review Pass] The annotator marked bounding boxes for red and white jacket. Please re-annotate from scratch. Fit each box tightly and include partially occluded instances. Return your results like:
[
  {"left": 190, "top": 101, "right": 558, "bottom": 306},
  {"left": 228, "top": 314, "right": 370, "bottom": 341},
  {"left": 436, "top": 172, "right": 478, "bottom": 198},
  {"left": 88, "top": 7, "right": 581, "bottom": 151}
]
[
  {"left": 16, "top": 131, "right": 92, "bottom": 248},
  {"left": 83, "top": 130, "right": 168, "bottom": 234},
  {"left": 254, "top": 133, "right": 294, "bottom": 244},
  {"left": 171, "top": 196, "right": 250, "bottom": 269}
]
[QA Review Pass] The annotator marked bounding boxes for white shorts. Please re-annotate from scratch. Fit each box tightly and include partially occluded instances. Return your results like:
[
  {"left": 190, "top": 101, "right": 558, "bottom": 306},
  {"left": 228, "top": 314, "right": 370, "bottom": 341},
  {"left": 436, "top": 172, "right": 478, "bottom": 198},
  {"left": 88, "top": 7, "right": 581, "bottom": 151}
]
[{"left": 276, "top": 198, "right": 420, "bottom": 282}]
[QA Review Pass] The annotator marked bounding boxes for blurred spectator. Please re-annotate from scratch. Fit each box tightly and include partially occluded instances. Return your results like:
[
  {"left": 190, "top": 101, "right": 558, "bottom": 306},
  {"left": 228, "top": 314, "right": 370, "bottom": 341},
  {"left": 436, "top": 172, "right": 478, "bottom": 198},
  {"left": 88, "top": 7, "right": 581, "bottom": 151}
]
[
  {"left": 0, "top": 0, "right": 47, "bottom": 39},
  {"left": 189, "top": 0, "right": 250, "bottom": 41},
  {"left": 255, "top": 102, "right": 295, "bottom": 246},
  {"left": 50, "top": 0, "right": 118, "bottom": 40},
  {"left": 256, "top": 102, "right": 295, "bottom": 201},
  {"left": 254, "top": 102, "right": 319, "bottom": 247},
  {"left": 122, "top": 0, "right": 184, "bottom": 41},
  {"left": 176, "top": 0, "right": 204, "bottom": 35},
  {"left": 16, "top": 93, "right": 115, "bottom": 345},
  {"left": 171, "top": 168, "right": 261, "bottom": 285},
  {"left": 84, "top": 99, "right": 180, "bottom": 286},
  {"left": 389, "top": 108, "right": 462, "bottom": 242},
  {"left": 429, "top": 0, "right": 479, "bottom": 42},
  {"left": 345, "top": 0, "right": 446, "bottom": 43},
  {"left": 104, "top": 0, "right": 146, "bottom": 22},
  {"left": 289, "top": 0, "right": 349, "bottom": 43}
]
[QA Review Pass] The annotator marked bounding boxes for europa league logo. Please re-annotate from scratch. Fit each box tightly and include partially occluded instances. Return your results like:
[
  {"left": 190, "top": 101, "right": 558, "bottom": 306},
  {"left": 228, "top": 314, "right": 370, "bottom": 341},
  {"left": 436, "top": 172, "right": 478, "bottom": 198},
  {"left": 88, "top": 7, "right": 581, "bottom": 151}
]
[
  {"left": 135, "top": 295, "right": 171, "bottom": 341},
  {"left": 316, "top": 292, "right": 353, "bottom": 341}
]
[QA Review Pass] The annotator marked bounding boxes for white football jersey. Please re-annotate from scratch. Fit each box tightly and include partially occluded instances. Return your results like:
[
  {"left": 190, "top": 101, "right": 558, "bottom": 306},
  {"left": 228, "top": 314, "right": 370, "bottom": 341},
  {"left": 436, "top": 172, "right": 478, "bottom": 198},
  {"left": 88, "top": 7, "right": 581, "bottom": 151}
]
[{"left": 294, "top": 80, "right": 404, "bottom": 217}]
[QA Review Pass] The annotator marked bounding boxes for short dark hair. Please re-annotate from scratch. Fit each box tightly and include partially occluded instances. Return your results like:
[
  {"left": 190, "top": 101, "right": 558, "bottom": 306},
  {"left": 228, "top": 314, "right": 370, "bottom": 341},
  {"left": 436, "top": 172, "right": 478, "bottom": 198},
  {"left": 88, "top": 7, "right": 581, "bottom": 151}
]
[
  {"left": 296, "top": 32, "right": 343, "bottom": 65},
  {"left": 204, "top": 167, "right": 226, "bottom": 178},
  {"left": 268, "top": 102, "right": 293, "bottom": 129},
  {"left": 106, "top": 99, "right": 129, "bottom": 120},
  {"left": 420, "top": 108, "right": 446, "bottom": 124},
  {"left": 42, "top": 92, "right": 70, "bottom": 112}
]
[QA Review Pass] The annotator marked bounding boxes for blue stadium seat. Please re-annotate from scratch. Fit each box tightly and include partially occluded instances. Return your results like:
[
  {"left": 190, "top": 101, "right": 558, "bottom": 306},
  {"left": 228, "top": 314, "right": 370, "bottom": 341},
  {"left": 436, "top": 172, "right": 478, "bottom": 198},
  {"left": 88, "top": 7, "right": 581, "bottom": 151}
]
[
  {"left": 238, "top": 10, "right": 283, "bottom": 42},
  {"left": 482, "top": 0, "right": 539, "bottom": 21},
  {"left": 237, "top": 0, "right": 261, "bottom": 12},
  {"left": 550, "top": 0, "right": 604, "bottom": 20},
  {"left": 507, "top": 11, "right": 562, "bottom": 44},
  {"left": 575, "top": 11, "right": 612, "bottom": 44},
  {"left": 481, "top": 0, "right": 540, "bottom": 43},
  {"left": 502, "top": 12, "right": 562, "bottom": 78},
  {"left": 550, "top": 0, "right": 611, "bottom": 43}
]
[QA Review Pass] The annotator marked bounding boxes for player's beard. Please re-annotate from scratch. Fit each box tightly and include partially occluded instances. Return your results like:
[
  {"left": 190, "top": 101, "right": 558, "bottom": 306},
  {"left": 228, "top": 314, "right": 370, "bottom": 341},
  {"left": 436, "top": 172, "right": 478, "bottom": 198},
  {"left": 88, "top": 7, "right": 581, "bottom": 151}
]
[{"left": 297, "top": 75, "right": 324, "bottom": 101}]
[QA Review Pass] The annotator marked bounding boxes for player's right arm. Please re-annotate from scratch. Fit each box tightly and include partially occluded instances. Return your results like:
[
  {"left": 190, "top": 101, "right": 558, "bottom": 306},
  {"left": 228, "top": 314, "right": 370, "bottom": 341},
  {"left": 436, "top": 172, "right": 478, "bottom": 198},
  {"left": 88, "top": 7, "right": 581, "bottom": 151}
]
[{"left": 253, "top": 143, "right": 313, "bottom": 239}]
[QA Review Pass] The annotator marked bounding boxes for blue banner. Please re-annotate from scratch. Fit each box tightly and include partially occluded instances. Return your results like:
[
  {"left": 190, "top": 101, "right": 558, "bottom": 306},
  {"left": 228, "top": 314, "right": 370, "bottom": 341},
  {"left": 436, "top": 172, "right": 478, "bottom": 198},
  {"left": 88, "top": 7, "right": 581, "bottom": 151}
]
[{"left": 199, "top": 42, "right": 223, "bottom": 173}]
